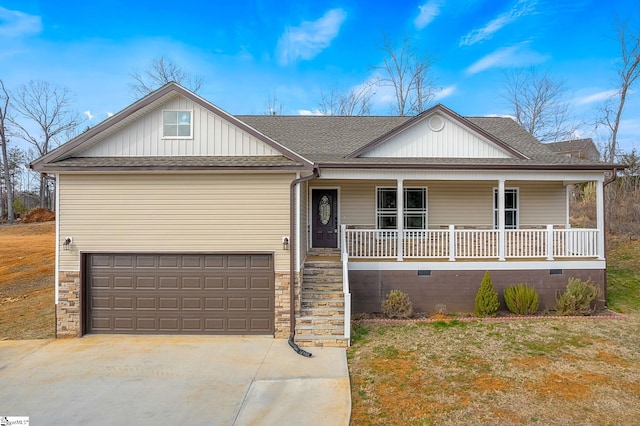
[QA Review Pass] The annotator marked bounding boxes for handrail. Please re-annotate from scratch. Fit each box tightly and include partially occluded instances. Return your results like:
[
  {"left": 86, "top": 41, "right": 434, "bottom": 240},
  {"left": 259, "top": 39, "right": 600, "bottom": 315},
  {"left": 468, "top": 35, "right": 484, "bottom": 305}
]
[{"left": 342, "top": 225, "right": 600, "bottom": 260}]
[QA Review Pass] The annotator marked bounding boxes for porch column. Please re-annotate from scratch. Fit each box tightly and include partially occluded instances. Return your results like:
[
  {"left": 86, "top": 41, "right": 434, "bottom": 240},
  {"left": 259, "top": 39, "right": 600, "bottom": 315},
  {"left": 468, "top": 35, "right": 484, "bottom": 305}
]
[
  {"left": 596, "top": 178, "right": 605, "bottom": 260},
  {"left": 397, "top": 179, "right": 404, "bottom": 261},
  {"left": 565, "top": 185, "right": 572, "bottom": 229},
  {"left": 498, "top": 179, "right": 506, "bottom": 261}
]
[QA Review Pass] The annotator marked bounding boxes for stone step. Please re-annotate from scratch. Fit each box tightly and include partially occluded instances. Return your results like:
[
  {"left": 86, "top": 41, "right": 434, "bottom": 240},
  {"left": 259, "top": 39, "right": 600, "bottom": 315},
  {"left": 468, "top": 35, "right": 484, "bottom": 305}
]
[
  {"left": 301, "top": 290, "right": 343, "bottom": 299},
  {"left": 294, "top": 335, "right": 349, "bottom": 348},
  {"left": 302, "top": 283, "right": 342, "bottom": 294},
  {"left": 304, "top": 260, "right": 342, "bottom": 268},
  {"left": 300, "top": 307, "right": 344, "bottom": 316},
  {"left": 303, "top": 267, "right": 342, "bottom": 275},
  {"left": 301, "top": 298, "right": 345, "bottom": 308},
  {"left": 297, "top": 316, "right": 345, "bottom": 325},
  {"left": 295, "top": 325, "right": 345, "bottom": 336}
]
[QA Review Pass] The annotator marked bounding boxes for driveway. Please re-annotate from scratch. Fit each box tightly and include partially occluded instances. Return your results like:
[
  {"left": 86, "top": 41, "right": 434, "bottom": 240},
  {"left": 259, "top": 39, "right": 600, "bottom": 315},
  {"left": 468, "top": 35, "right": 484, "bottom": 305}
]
[{"left": 0, "top": 336, "right": 350, "bottom": 425}]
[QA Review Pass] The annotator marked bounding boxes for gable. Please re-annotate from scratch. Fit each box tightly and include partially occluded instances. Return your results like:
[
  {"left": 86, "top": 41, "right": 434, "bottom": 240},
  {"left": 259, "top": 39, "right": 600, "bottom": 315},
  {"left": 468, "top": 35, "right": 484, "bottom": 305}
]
[
  {"left": 360, "top": 112, "right": 514, "bottom": 159},
  {"left": 78, "top": 94, "right": 282, "bottom": 157}
]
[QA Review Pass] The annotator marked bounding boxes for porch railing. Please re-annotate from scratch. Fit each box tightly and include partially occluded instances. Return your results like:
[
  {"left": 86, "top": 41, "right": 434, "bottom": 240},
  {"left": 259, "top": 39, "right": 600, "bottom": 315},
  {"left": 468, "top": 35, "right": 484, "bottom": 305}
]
[{"left": 341, "top": 225, "right": 600, "bottom": 261}]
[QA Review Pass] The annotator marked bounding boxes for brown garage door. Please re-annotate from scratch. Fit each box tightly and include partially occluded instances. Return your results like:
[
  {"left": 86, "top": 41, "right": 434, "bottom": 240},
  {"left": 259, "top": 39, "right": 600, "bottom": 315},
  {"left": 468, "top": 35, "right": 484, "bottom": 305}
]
[{"left": 86, "top": 253, "right": 274, "bottom": 335}]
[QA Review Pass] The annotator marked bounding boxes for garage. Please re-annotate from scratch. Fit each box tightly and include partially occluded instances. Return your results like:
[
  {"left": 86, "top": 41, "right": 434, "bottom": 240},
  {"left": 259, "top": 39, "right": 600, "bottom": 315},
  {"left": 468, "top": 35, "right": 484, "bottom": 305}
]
[{"left": 85, "top": 253, "right": 274, "bottom": 335}]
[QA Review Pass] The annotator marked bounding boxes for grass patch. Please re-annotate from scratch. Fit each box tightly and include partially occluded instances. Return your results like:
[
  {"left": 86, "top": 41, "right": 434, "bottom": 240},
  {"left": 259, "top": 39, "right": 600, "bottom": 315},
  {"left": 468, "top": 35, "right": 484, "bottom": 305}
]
[
  {"left": 428, "top": 319, "right": 467, "bottom": 330},
  {"left": 606, "top": 238, "right": 640, "bottom": 313}
]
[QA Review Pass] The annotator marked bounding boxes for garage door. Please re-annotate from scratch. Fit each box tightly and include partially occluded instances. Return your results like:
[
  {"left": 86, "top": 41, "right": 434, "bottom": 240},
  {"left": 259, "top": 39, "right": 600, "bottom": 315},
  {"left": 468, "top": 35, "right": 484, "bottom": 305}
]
[{"left": 86, "top": 253, "right": 274, "bottom": 335}]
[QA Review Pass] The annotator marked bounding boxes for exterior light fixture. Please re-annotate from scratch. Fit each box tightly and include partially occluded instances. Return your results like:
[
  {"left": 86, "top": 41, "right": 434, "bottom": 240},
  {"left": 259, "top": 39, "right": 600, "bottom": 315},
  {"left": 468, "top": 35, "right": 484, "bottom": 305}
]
[
  {"left": 63, "top": 237, "right": 73, "bottom": 251},
  {"left": 282, "top": 237, "right": 289, "bottom": 250}
]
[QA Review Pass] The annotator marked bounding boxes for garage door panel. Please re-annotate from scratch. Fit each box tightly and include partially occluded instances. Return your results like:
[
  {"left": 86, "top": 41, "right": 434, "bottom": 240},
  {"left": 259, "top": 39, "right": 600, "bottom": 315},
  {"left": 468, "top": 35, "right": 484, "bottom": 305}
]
[
  {"left": 113, "top": 297, "right": 133, "bottom": 310},
  {"left": 205, "top": 298, "right": 225, "bottom": 310},
  {"left": 159, "top": 256, "right": 179, "bottom": 268},
  {"left": 114, "top": 256, "right": 134, "bottom": 268},
  {"left": 87, "top": 254, "right": 274, "bottom": 335}
]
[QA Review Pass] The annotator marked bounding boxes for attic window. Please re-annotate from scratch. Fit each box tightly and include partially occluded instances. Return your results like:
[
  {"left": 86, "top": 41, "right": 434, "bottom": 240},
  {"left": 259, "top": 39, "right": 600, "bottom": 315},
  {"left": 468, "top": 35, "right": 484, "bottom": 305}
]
[{"left": 163, "top": 110, "right": 193, "bottom": 139}]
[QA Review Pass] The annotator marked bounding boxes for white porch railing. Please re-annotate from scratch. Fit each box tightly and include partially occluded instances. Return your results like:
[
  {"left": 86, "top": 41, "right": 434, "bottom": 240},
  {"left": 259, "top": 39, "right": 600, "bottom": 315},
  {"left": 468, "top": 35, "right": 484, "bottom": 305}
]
[{"left": 342, "top": 225, "right": 600, "bottom": 261}]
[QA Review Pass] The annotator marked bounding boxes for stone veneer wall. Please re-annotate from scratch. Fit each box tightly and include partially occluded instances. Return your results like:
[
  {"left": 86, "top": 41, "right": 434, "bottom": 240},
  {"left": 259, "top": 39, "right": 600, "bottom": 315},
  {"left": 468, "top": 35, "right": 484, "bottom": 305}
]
[
  {"left": 57, "top": 271, "right": 81, "bottom": 337},
  {"left": 274, "top": 272, "right": 291, "bottom": 338}
]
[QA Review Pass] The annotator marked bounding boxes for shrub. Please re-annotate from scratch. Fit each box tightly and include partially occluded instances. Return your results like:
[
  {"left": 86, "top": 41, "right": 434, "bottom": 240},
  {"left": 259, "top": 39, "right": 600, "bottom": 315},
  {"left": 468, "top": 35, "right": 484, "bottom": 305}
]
[
  {"left": 381, "top": 289, "right": 413, "bottom": 319},
  {"left": 555, "top": 278, "right": 601, "bottom": 316},
  {"left": 474, "top": 271, "right": 500, "bottom": 317},
  {"left": 504, "top": 283, "right": 539, "bottom": 315}
]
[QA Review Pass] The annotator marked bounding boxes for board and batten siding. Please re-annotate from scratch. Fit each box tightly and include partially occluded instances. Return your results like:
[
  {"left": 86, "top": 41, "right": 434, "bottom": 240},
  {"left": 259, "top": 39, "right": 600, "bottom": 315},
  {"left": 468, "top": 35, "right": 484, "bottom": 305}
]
[
  {"left": 78, "top": 96, "right": 281, "bottom": 157},
  {"left": 362, "top": 113, "right": 512, "bottom": 158},
  {"left": 309, "top": 179, "right": 566, "bottom": 228},
  {"left": 58, "top": 173, "right": 293, "bottom": 272}
]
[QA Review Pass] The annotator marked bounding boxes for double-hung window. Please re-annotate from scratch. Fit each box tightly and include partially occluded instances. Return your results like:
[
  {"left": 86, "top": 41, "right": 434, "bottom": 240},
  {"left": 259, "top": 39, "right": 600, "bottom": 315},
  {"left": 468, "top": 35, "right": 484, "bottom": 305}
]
[
  {"left": 493, "top": 188, "right": 518, "bottom": 229},
  {"left": 376, "top": 187, "right": 427, "bottom": 229},
  {"left": 163, "top": 110, "right": 193, "bottom": 138}
]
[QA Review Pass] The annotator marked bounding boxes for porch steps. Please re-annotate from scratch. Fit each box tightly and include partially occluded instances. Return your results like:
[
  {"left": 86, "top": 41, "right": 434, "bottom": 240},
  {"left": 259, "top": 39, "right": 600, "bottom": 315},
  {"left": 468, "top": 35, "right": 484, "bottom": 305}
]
[{"left": 295, "top": 252, "right": 348, "bottom": 348}]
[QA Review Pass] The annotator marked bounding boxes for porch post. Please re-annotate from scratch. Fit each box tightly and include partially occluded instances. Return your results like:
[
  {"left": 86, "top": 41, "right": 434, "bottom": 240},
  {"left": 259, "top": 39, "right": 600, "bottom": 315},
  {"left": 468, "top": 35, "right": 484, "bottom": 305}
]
[
  {"left": 565, "top": 185, "right": 572, "bottom": 229},
  {"left": 397, "top": 179, "right": 404, "bottom": 261},
  {"left": 498, "top": 179, "right": 506, "bottom": 261},
  {"left": 596, "top": 178, "right": 605, "bottom": 260}
]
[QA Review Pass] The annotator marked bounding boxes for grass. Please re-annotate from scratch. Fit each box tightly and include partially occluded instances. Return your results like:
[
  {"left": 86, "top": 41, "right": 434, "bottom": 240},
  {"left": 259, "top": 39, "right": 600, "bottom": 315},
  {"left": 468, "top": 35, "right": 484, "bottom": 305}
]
[{"left": 348, "top": 234, "right": 640, "bottom": 425}]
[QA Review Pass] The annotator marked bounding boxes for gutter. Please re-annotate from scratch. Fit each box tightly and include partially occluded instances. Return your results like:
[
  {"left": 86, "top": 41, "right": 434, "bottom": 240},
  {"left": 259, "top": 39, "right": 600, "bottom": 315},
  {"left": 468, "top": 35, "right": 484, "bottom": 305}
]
[{"left": 288, "top": 167, "right": 320, "bottom": 357}]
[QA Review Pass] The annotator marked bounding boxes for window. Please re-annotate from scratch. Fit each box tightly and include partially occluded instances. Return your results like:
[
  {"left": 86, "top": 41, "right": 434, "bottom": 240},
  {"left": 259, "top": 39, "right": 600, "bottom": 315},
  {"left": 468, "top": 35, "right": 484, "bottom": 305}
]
[
  {"left": 163, "top": 110, "right": 192, "bottom": 138},
  {"left": 493, "top": 188, "right": 518, "bottom": 229},
  {"left": 376, "top": 187, "right": 427, "bottom": 229}
]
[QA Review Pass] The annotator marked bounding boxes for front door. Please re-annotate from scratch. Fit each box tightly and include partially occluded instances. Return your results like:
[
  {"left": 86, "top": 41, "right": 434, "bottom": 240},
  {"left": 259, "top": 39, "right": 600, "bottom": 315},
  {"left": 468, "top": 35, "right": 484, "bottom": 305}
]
[{"left": 312, "top": 189, "right": 338, "bottom": 248}]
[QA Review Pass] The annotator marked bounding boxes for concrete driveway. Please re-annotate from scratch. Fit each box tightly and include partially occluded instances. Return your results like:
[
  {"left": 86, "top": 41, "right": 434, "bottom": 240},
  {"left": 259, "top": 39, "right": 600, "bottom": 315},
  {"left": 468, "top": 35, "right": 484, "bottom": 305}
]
[{"left": 0, "top": 336, "right": 350, "bottom": 425}]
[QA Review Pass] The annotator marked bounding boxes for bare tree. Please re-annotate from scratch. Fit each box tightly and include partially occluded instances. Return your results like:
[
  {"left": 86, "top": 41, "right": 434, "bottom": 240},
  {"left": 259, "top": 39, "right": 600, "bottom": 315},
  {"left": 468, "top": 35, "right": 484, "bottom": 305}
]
[
  {"left": 501, "top": 67, "right": 574, "bottom": 142},
  {"left": 373, "top": 34, "right": 437, "bottom": 116},
  {"left": 130, "top": 55, "right": 203, "bottom": 98},
  {"left": 10, "top": 80, "right": 83, "bottom": 208},
  {"left": 318, "top": 82, "right": 374, "bottom": 116},
  {"left": 264, "top": 92, "right": 284, "bottom": 115},
  {"left": 599, "top": 16, "right": 640, "bottom": 162},
  {"left": 0, "top": 80, "right": 15, "bottom": 221}
]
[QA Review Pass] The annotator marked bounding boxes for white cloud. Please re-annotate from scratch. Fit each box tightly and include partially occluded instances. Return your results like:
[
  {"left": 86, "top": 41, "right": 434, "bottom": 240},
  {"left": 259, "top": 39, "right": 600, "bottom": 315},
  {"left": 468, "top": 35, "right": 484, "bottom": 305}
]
[
  {"left": 106, "top": 112, "right": 114, "bottom": 118},
  {"left": 276, "top": 8, "right": 347, "bottom": 66},
  {"left": 298, "top": 109, "right": 325, "bottom": 116},
  {"left": 465, "top": 44, "right": 548, "bottom": 75},
  {"left": 414, "top": 0, "right": 442, "bottom": 30},
  {"left": 575, "top": 89, "right": 618, "bottom": 105},
  {"left": 0, "top": 7, "right": 42, "bottom": 38},
  {"left": 433, "top": 85, "right": 456, "bottom": 101},
  {"left": 459, "top": 0, "right": 537, "bottom": 46},
  {"left": 83, "top": 110, "right": 94, "bottom": 120}
]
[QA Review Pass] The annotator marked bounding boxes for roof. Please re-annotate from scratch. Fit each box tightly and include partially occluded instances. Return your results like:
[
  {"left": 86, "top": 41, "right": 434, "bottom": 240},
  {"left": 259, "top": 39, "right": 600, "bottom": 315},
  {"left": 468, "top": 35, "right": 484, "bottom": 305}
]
[
  {"left": 30, "top": 83, "right": 617, "bottom": 173},
  {"left": 545, "top": 138, "right": 600, "bottom": 161}
]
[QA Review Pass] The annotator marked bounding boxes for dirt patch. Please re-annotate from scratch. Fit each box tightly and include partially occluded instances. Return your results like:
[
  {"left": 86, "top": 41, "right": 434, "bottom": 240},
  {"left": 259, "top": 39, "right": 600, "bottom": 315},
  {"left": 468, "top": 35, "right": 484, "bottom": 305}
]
[
  {"left": 22, "top": 207, "right": 56, "bottom": 223},
  {"left": 0, "top": 222, "right": 55, "bottom": 339}
]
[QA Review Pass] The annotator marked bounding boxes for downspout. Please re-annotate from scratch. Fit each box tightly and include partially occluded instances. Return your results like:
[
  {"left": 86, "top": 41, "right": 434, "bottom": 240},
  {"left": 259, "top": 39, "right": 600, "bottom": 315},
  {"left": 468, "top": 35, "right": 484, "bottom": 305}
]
[
  {"left": 601, "top": 167, "right": 619, "bottom": 307},
  {"left": 288, "top": 167, "right": 319, "bottom": 357}
]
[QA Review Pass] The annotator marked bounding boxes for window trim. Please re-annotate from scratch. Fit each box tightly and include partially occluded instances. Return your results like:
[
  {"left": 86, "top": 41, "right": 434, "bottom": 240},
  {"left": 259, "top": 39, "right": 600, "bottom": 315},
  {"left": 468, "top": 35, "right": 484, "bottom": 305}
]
[
  {"left": 493, "top": 187, "right": 519, "bottom": 229},
  {"left": 376, "top": 186, "right": 428, "bottom": 230},
  {"left": 162, "top": 109, "right": 194, "bottom": 140}
]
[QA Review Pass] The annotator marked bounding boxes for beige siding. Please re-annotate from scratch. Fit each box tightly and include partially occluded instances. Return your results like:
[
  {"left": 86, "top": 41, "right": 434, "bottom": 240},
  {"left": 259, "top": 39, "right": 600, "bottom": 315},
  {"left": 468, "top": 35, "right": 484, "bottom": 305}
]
[
  {"left": 58, "top": 173, "right": 293, "bottom": 272},
  {"left": 78, "top": 96, "right": 281, "bottom": 157},
  {"left": 362, "top": 113, "right": 511, "bottom": 158},
  {"left": 309, "top": 179, "right": 566, "bottom": 228}
]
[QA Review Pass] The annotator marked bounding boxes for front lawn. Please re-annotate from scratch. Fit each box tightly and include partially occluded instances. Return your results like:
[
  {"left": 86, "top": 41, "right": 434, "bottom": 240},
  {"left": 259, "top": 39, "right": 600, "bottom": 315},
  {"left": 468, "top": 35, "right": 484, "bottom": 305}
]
[{"left": 348, "top": 237, "right": 640, "bottom": 425}]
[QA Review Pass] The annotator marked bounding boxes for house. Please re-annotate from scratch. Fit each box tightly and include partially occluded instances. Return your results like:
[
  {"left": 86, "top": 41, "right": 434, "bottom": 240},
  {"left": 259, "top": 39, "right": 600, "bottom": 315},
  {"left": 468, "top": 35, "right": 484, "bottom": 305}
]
[
  {"left": 546, "top": 138, "right": 600, "bottom": 161},
  {"left": 30, "top": 83, "right": 620, "bottom": 348}
]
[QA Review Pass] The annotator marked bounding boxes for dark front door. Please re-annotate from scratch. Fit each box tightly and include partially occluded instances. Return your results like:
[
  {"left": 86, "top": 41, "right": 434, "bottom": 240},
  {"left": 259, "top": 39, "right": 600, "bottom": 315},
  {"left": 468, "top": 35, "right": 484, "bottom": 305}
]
[{"left": 312, "top": 189, "right": 338, "bottom": 248}]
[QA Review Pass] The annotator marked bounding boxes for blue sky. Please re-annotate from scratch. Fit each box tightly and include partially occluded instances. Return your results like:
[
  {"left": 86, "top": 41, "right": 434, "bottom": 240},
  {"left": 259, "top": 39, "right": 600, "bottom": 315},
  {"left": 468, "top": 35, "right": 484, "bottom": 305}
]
[{"left": 1, "top": 0, "right": 639, "bottom": 154}]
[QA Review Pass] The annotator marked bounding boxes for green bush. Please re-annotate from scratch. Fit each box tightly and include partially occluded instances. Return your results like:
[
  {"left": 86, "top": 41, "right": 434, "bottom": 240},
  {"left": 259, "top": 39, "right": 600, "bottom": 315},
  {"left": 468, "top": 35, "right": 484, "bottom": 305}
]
[
  {"left": 555, "top": 278, "right": 601, "bottom": 316},
  {"left": 381, "top": 289, "right": 413, "bottom": 319},
  {"left": 504, "top": 283, "right": 539, "bottom": 315},
  {"left": 474, "top": 271, "right": 500, "bottom": 317}
]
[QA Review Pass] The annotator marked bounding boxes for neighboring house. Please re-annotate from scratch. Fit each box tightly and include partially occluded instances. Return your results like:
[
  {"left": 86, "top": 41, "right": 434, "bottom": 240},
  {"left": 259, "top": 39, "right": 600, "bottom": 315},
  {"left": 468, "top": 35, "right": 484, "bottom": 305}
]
[
  {"left": 30, "top": 83, "right": 620, "bottom": 347},
  {"left": 546, "top": 138, "right": 600, "bottom": 161}
]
